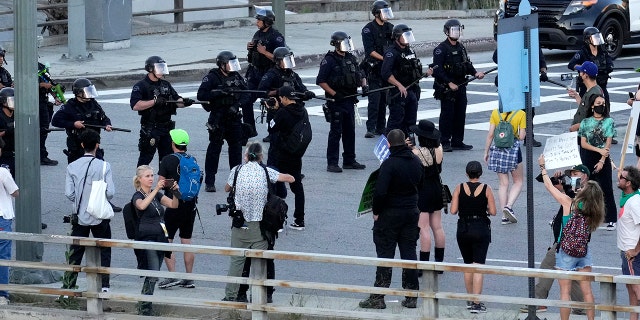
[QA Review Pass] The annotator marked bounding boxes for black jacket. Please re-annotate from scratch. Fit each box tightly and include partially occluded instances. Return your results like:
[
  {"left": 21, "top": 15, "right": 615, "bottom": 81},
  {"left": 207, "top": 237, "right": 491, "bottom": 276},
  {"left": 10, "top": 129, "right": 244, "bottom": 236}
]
[
  {"left": 268, "top": 101, "right": 306, "bottom": 165},
  {"left": 372, "top": 145, "right": 424, "bottom": 214}
]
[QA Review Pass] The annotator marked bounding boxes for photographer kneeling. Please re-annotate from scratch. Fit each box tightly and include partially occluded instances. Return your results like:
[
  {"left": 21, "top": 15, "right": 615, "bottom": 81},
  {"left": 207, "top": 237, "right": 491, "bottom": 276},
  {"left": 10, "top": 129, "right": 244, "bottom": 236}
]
[{"left": 221, "top": 142, "right": 294, "bottom": 302}]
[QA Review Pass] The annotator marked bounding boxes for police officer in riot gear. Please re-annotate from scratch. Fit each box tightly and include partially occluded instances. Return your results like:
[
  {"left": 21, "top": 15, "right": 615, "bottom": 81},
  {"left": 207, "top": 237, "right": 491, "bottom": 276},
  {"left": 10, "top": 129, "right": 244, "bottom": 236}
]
[
  {"left": 246, "top": 7, "right": 286, "bottom": 139},
  {"left": 38, "top": 62, "right": 61, "bottom": 165},
  {"left": 381, "top": 24, "right": 424, "bottom": 136},
  {"left": 568, "top": 27, "right": 614, "bottom": 108},
  {"left": 362, "top": 0, "right": 394, "bottom": 138},
  {"left": 258, "top": 47, "right": 314, "bottom": 145},
  {"left": 51, "top": 78, "right": 113, "bottom": 163},
  {"left": 130, "top": 56, "right": 194, "bottom": 167},
  {"left": 196, "top": 51, "right": 248, "bottom": 192},
  {"left": 432, "top": 19, "right": 484, "bottom": 152},
  {"left": 0, "top": 48, "right": 12, "bottom": 89},
  {"left": 317, "top": 31, "right": 367, "bottom": 173},
  {"left": 0, "top": 88, "right": 15, "bottom": 176}
]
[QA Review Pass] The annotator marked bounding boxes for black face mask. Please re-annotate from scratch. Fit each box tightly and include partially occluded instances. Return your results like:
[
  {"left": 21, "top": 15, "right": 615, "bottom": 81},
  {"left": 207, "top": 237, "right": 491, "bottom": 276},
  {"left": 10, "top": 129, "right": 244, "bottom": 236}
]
[{"left": 593, "top": 105, "right": 606, "bottom": 115}]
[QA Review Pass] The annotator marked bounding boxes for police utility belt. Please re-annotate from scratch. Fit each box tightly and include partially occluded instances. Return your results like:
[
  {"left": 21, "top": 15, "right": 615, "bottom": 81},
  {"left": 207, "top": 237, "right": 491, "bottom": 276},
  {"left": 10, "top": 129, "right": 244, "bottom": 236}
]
[{"left": 141, "top": 120, "right": 175, "bottom": 129}]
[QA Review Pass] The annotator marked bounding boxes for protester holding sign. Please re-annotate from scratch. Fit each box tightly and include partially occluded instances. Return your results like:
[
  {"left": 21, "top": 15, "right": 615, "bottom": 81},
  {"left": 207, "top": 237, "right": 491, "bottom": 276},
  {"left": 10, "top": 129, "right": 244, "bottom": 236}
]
[{"left": 578, "top": 94, "right": 618, "bottom": 231}]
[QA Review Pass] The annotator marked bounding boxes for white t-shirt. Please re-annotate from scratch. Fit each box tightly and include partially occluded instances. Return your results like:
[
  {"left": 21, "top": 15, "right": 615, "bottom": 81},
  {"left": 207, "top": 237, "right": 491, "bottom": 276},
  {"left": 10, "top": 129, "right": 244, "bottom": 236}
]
[
  {"left": 0, "top": 167, "right": 18, "bottom": 220},
  {"left": 617, "top": 194, "right": 640, "bottom": 251}
]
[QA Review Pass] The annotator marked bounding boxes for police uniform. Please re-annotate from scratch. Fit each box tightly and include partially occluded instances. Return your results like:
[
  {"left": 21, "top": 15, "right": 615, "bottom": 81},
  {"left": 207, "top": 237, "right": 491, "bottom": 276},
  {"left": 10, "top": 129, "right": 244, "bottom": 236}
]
[
  {"left": 568, "top": 46, "right": 613, "bottom": 103},
  {"left": 196, "top": 68, "right": 248, "bottom": 189},
  {"left": 38, "top": 64, "right": 55, "bottom": 163},
  {"left": 316, "top": 51, "right": 363, "bottom": 168},
  {"left": 244, "top": 27, "right": 286, "bottom": 130},
  {"left": 0, "top": 109, "right": 15, "bottom": 176},
  {"left": 432, "top": 40, "right": 477, "bottom": 148},
  {"left": 130, "top": 76, "right": 181, "bottom": 167},
  {"left": 361, "top": 20, "right": 393, "bottom": 135},
  {"left": 0, "top": 67, "right": 12, "bottom": 88},
  {"left": 51, "top": 98, "right": 112, "bottom": 163},
  {"left": 381, "top": 42, "right": 422, "bottom": 135}
]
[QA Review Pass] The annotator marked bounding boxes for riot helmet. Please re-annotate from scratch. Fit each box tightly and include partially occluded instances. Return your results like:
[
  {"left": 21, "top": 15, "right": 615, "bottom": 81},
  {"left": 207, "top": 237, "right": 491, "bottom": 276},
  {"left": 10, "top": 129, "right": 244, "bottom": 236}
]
[
  {"left": 330, "top": 31, "right": 356, "bottom": 52},
  {"left": 216, "top": 51, "right": 242, "bottom": 72},
  {"left": 583, "top": 27, "right": 604, "bottom": 46},
  {"left": 392, "top": 24, "right": 415, "bottom": 45},
  {"left": 144, "top": 55, "right": 169, "bottom": 76},
  {"left": 0, "top": 88, "right": 14, "bottom": 110},
  {"left": 444, "top": 19, "right": 464, "bottom": 40},
  {"left": 273, "top": 47, "right": 296, "bottom": 69},
  {"left": 72, "top": 78, "right": 98, "bottom": 99},
  {"left": 255, "top": 7, "right": 275, "bottom": 28},
  {"left": 0, "top": 46, "right": 6, "bottom": 65},
  {"left": 371, "top": 0, "right": 393, "bottom": 20}
]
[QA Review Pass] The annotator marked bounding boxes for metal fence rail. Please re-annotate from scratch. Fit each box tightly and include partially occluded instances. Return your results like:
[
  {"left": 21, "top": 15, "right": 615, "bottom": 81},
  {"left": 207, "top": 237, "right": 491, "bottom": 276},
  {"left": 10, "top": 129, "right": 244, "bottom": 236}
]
[{"left": 0, "top": 231, "right": 639, "bottom": 319}]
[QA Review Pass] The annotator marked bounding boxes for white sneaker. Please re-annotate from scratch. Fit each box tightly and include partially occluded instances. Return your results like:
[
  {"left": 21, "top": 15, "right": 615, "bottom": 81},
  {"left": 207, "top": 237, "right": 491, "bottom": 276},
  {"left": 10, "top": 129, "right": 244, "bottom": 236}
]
[
  {"left": 101, "top": 287, "right": 110, "bottom": 293},
  {"left": 503, "top": 207, "right": 518, "bottom": 223},
  {"left": 606, "top": 222, "right": 616, "bottom": 231},
  {"left": 0, "top": 296, "right": 8, "bottom": 305}
]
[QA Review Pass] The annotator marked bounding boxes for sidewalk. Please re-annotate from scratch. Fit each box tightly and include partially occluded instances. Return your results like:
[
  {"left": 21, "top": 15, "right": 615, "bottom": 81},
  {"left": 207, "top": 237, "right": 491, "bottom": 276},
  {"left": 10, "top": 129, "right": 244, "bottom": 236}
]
[{"left": 20, "top": 10, "right": 496, "bottom": 86}]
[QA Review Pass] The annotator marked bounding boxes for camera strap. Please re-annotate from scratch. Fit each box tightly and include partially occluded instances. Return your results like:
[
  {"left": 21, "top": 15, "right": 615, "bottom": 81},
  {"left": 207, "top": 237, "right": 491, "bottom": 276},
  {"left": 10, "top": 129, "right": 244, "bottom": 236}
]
[
  {"left": 76, "top": 157, "right": 96, "bottom": 216},
  {"left": 229, "top": 164, "right": 243, "bottom": 203}
]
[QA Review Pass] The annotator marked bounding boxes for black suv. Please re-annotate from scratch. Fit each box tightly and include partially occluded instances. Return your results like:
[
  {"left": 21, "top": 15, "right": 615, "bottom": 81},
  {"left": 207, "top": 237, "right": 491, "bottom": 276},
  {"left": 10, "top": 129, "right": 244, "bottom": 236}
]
[{"left": 494, "top": 0, "right": 640, "bottom": 58}]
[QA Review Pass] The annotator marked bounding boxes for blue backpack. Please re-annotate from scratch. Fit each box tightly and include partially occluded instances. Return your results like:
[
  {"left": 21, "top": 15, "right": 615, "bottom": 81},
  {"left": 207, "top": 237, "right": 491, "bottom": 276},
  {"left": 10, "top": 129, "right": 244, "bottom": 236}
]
[{"left": 175, "top": 153, "right": 202, "bottom": 201}]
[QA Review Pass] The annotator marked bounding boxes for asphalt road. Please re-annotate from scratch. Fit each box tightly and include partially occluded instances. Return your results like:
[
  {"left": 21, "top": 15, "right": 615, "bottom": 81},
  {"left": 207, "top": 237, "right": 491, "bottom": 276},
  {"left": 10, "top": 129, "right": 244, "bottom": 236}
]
[{"left": 34, "top": 46, "right": 640, "bottom": 309}]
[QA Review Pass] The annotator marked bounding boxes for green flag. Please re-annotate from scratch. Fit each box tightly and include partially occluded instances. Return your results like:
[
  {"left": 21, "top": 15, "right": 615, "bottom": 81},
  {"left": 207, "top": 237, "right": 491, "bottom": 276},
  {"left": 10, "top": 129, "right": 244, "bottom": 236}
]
[{"left": 357, "top": 169, "right": 379, "bottom": 218}]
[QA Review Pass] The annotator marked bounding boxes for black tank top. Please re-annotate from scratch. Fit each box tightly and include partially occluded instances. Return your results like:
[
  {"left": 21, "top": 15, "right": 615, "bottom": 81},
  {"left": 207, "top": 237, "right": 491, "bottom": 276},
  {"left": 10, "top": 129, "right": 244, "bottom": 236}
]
[{"left": 457, "top": 182, "right": 488, "bottom": 218}]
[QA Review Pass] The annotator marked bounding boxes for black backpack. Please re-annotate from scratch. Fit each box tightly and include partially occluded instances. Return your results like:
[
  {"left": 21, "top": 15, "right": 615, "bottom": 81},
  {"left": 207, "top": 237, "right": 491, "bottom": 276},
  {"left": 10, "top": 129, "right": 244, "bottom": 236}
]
[
  {"left": 122, "top": 200, "right": 139, "bottom": 240},
  {"left": 260, "top": 166, "right": 288, "bottom": 235},
  {"left": 281, "top": 108, "right": 312, "bottom": 157}
]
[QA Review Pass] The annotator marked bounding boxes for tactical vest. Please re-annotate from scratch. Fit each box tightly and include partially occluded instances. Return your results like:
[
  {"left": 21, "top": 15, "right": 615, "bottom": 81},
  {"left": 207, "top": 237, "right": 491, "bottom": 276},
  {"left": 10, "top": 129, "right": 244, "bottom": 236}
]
[
  {"left": 0, "top": 69, "right": 11, "bottom": 88},
  {"left": 249, "top": 29, "right": 277, "bottom": 70},
  {"left": 140, "top": 80, "right": 176, "bottom": 124},
  {"left": 275, "top": 69, "right": 301, "bottom": 90},
  {"left": 578, "top": 47, "right": 611, "bottom": 87},
  {"left": 209, "top": 69, "right": 243, "bottom": 108},
  {"left": 443, "top": 42, "right": 470, "bottom": 80},
  {"left": 72, "top": 100, "right": 105, "bottom": 128},
  {"left": 0, "top": 111, "right": 14, "bottom": 153},
  {"left": 394, "top": 48, "right": 423, "bottom": 86},
  {"left": 326, "top": 51, "right": 359, "bottom": 92},
  {"left": 371, "top": 22, "right": 394, "bottom": 57}
]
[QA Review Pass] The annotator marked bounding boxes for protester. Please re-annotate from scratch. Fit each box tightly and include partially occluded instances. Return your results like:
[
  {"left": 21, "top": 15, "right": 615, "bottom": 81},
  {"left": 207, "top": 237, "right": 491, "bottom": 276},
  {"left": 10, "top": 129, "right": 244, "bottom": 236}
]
[
  {"left": 616, "top": 166, "right": 640, "bottom": 320},
  {"left": 409, "top": 120, "right": 445, "bottom": 274},
  {"left": 483, "top": 108, "right": 525, "bottom": 225},
  {"left": 450, "top": 160, "right": 496, "bottom": 313},
  {"left": 132, "top": 165, "right": 179, "bottom": 316},
  {"left": 359, "top": 129, "right": 423, "bottom": 310},
  {"left": 539, "top": 154, "right": 604, "bottom": 320},
  {"left": 0, "top": 147, "right": 17, "bottom": 305}
]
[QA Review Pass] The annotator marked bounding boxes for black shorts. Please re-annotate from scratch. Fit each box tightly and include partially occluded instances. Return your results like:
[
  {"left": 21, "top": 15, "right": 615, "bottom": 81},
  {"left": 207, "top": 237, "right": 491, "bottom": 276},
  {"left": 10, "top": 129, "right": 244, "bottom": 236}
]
[
  {"left": 456, "top": 219, "right": 491, "bottom": 264},
  {"left": 164, "top": 200, "right": 197, "bottom": 239}
]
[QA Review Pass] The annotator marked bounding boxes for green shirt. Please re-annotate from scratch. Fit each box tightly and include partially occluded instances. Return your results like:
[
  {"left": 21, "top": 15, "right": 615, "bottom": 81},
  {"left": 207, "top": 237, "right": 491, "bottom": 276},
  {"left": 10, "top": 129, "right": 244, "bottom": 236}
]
[{"left": 578, "top": 117, "right": 615, "bottom": 148}]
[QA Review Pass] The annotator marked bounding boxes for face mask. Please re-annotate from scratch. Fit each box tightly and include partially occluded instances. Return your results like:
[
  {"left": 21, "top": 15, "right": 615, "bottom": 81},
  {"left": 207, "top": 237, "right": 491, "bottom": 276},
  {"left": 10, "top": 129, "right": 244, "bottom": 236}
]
[{"left": 593, "top": 105, "right": 606, "bottom": 115}]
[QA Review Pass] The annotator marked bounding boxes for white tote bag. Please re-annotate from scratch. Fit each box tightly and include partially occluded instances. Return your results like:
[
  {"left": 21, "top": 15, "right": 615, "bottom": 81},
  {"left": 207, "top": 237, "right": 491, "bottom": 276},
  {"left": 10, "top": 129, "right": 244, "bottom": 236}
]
[{"left": 86, "top": 161, "right": 114, "bottom": 220}]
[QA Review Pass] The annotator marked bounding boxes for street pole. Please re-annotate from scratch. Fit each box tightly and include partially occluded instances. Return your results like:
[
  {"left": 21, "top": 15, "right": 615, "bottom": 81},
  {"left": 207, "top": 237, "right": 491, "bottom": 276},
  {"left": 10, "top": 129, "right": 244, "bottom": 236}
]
[
  {"left": 11, "top": 0, "right": 59, "bottom": 284},
  {"left": 66, "top": 0, "right": 89, "bottom": 60},
  {"left": 272, "top": 0, "right": 285, "bottom": 38}
]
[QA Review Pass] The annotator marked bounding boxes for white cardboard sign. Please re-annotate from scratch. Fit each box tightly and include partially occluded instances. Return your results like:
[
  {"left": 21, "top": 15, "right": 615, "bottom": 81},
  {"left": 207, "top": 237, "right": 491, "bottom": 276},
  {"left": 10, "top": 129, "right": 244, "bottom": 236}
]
[{"left": 542, "top": 131, "right": 581, "bottom": 169}]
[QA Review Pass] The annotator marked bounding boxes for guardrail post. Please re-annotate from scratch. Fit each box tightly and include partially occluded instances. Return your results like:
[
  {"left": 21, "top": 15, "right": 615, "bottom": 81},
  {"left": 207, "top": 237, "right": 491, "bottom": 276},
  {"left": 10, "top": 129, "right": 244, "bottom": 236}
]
[
  {"left": 600, "top": 282, "right": 616, "bottom": 320},
  {"left": 85, "top": 246, "right": 103, "bottom": 315},
  {"left": 421, "top": 270, "right": 439, "bottom": 318},
  {"left": 250, "top": 257, "right": 268, "bottom": 320},
  {"left": 174, "top": 0, "right": 184, "bottom": 24}
]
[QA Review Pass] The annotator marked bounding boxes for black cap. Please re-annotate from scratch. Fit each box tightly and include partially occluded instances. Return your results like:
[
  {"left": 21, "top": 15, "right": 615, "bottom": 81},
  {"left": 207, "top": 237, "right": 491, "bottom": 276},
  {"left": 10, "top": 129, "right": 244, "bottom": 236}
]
[{"left": 277, "top": 86, "right": 300, "bottom": 100}]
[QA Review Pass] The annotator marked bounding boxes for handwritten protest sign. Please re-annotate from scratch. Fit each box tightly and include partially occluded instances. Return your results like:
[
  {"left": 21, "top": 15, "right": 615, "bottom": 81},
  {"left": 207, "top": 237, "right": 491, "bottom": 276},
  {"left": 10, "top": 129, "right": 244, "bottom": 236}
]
[
  {"left": 542, "top": 131, "right": 580, "bottom": 169},
  {"left": 357, "top": 169, "right": 379, "bottom": 218},
  {"left": 624, "top": 101, "right": 640, "bottom": 154}
]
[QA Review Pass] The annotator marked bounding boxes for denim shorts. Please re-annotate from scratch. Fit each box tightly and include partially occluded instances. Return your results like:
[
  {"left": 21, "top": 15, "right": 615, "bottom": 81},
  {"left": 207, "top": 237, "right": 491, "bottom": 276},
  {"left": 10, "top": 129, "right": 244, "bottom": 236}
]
[
  {"left": 555, "top": 246, "right": 593, "bottom": 271},
  {"left": 621, "top": 251, "right": 640, "bottom": 276}
]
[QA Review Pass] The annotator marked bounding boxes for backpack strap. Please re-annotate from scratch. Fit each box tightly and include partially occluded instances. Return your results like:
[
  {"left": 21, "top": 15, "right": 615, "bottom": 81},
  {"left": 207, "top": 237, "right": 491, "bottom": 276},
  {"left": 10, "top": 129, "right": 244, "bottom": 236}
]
[
  {"left": 76, "top": 157, "right": 96, "bottom": 216},
  {"left": 262, "top": 165, "right": 276, "bottom": 198},
  {"left": 229, "top": 164, "right": 243, "bottom": 203}
]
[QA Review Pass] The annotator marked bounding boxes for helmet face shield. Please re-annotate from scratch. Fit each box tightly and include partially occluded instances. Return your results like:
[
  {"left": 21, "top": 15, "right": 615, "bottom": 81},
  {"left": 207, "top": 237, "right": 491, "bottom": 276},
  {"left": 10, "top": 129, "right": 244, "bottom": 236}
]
[
  {"left": 448, "top": 25, "right": 463, "bottom": 40},
  {"left": 5, "top": 97, "right": 14, "bottom": 110},
  {"left": 226, "top": 58, "right": 242, "bottom": 72},
  {"left": 281, "top": 54, "right": 296, "bottom": 69},
  {"left": 379, "top": 8, "right": 394, "bottom": 20},
  {"left": 153, "top": 62, "right": 169, "bottom": 75},
  {"left": 79, "top": 85, "right": 99, "bottom": 99},
  {"left": 337, "top": 37, "right": 356, "bottom": 52},
  {"left": 399, "top": 31, "right": 416, "bottom": 44},
  {"left": 590, "top": 33, "right": 604, "bottom": 45}
]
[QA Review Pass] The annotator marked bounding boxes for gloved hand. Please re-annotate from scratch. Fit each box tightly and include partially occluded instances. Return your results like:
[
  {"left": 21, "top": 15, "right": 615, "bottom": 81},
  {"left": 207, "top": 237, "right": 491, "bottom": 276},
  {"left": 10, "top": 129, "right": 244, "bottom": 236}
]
[
  {"left": 540, "top": 72, "right": 548, "bottom": 82},
  {"left": 182, "top": 98, "right": 194, "bottom": 106},
  {"left": 304, "top": 91, "right": 316, "bottom": 100},
  {"left": 361, "top": 85, "right": 370, "bottom": 97},
  {"left": 331, "top": 92, "right": 344, "bottom": 100},
  {"left": 154, "top": 95, "right": 167, "bottom": 107},
  {"left": 228, "top": 105, "right": 241, "bottom": 116}
]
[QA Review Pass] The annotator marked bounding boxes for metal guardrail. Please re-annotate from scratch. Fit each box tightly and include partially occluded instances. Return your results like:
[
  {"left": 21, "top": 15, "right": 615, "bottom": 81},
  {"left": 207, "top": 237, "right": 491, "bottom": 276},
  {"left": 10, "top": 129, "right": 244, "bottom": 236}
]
[{"left": 0, "top": 231, "right": 639, "bottom": 319}]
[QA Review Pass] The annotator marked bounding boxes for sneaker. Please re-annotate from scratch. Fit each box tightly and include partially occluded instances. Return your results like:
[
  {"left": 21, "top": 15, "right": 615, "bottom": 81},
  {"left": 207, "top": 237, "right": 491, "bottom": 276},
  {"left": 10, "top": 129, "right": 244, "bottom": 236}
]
[
  {"left": 343, "top": 162, "right": 366, "bottom": 170},
  {"left": 612, "top": 138, "right": 618, "bottom": 145},
  {"left": 519, "top": 305, "right": 547, "bottom": 313},
  {"left": 110, "top": 202, "right": 122, "bottom": 213},
  {"left": 442, "top": 142, "right": 452, "bottom": 152},
  {"left": 179, "top": 279, "right": 195, "bottom": 288},
  {"left": 364, "top": 131, "right": 376, "bottom": 138},
  {"left": 327, "top": 165, "right": 343, "bottom": 173},
  {"left": 262, "top": 135, "right": 271, "bottom": 143},
  {"left": 221, "top": 297, "right": 236, "bottom": 302},
  {"left": 451, "top": 143, "right": 473, "bottom": 150},
  {"left": 470, "top": 302, "right": 487, "bottom": 313},
  {"left": 501, "top": 218, "right": 512, "bottom": 225},
  {"left": 531, "top": 139, "right": 542, "bottom": 147},
  {"left": 158, "top": 278, "right": 181, "bottom": 289},
  {"left": 466, "top": 301, "right": 473, "bottom": 309},
  {"left": 289, "top": 222, "right": 305, "bottom": 231},
  {"left": 503, "top": 207, "right": 518, "bottom": 223},
  {"left": 101, "top": 287, "right": 110, "bottom": 293},
  {"left": 401, "top": 297, "right": 417, "bottom": 308},
  {"left": 606, "top": 222, "right": 616, "bottom": 231},
  {"left": 205, "top": 184, "right": 216, "bottom": 192},
  {"left": 0, "top": 296, "right": 8, "bottom": 305},
  {"left": 358, "top": 297, "right": 386, "bottom": 309},
  {"left": 40, "top": 157, "right": 58, "bottom": 166},
  {"left": 235, "top": 294, "right": 248, "bottom": 303}
]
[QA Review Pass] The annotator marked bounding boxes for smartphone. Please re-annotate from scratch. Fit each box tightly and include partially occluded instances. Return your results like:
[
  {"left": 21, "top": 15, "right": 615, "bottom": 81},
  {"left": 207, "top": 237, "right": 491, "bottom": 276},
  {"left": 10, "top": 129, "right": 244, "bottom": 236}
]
[
  {"left": 560, "top": 73, "right": 573, "bottom": 81},
  {"left": 163, "top": 179, "right": 175, "bottom": 186},
  {"left": 630, "top": 92, "right": 636, "bottom": 99}
]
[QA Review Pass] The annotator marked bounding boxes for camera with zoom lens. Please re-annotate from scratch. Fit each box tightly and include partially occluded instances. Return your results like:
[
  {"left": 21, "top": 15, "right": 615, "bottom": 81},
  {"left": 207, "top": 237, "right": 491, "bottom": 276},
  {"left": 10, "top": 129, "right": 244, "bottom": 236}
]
[
  {"left": 63, "top": 214, "right": 78, "bottom": 224},
  {"left": 216, "top": 195, "right": 239, "bottom": 217},
  {"left": 260, "top": 97, "right": 277, "bottom": 110}
]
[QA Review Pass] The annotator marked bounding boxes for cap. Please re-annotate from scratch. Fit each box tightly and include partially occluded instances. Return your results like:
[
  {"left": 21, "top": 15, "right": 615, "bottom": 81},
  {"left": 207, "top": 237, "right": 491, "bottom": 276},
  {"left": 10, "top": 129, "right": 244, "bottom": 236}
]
[
  {"left": 170, "top": 129, "right": 190, "bottom": 146},
  {"left": 466, "top": 160, "right": 483, "bottom": 175},
  {"left": 565, "top": 164, "right": 590, "bottom": 178},
  {"left": 277, "top": 86, "right": 300, "bottom": 100},
  {"left": 575, "top": 61, "right": 598, "bottom": 77}
]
